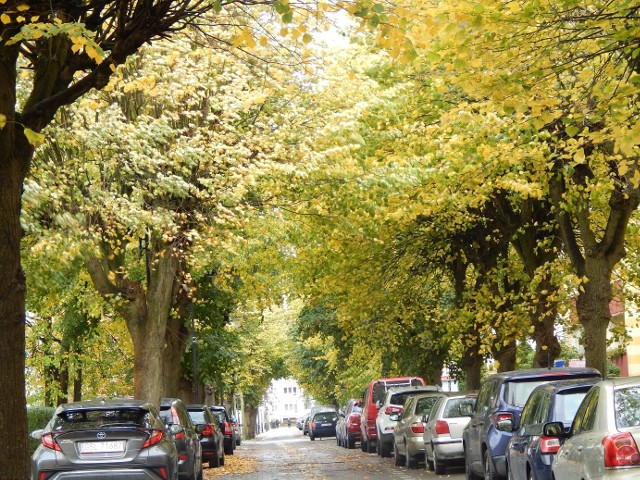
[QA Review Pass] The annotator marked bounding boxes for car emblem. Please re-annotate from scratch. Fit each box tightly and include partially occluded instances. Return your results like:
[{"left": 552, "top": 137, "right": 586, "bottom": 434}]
[{"left": 97, "top": 431, "right": 107, "bottom": 439}]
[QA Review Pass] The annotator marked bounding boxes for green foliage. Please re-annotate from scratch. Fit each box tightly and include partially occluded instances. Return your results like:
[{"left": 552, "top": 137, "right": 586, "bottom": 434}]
[{"left": 26, "top": 406, "right": 56, "bottom": 454}]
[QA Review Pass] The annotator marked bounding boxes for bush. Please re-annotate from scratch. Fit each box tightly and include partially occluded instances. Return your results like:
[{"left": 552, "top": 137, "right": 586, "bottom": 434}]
[{"left": 27, "top": 405, "right": 56, "bottom": 455}]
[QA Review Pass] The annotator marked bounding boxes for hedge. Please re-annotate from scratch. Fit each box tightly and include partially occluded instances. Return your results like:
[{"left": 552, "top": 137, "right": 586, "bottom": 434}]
[{"left": 27, "top": 406, "right": 56, "bottom": 455}]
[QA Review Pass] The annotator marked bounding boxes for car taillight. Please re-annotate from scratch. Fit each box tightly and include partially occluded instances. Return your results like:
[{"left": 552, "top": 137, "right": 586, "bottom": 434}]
[
  {"left": 492, "top": 412, "right": 513, "bottom": 425},
  {"left": 435, "top": 420, "right": 450, "bottom": 435},
  {"left": 311, "top": 422, "right": 317, "bottom": 429},
  {"left": 603, "top": 432, "right": 640, "bottom": 467},
  {"left": 410, "top": 422, "right": 425, "bottom": 434},
  {"left": 202, "top": 424, "right": 214, "bottom": 436},
  {"left": 385, "top": 406, "right": 403, "bottom": 415},
  {"left": 41, "top": 433, "right": 61, "bottom": 451},
  {"left": 157, "top": 467, "right": 168, "bottom": 480},
  {"left": 539, "top": 435, "right": 561, "bottom": 454},
  {"left": 174, "top": 430, "right": 185, "bottom": 440},
  {"left": 142, "top": 429, "right": 164, "bottom": 448},
  {"left": 223, "top": 421, "right": 233, "bottom": 435}
]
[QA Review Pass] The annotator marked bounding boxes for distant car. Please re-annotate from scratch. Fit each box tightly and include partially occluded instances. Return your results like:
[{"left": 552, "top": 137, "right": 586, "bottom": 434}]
[
  {"left": 392, "top": 391, "right": 447, "bottom": 468},
  {"left": 463, "top": 367, "right": 602, "bottom": 480},
  {"left": 159, "top": 398, "right": 203, "bottom": 480},
  {"left": 185, "top": 404, "right": 225, "bottom": 469},
  {"left": 376, "top": 385, "right": 441, "bottom": 457},
  {"left": 336, "top": 399, "right": 362, "bottom": 449},
  {"left": 297, "top": 414, "right": 307, "bottom": 430},
  {"left": 506, "top": 378, "right": 598, "bottom": 480},
  {"left": 552, "top": 376, "right": 640, "bottom": 480},
  {"left": 31, "top": 398, "right": 179, "bottom": 480},
  {"left": 303, "top": 413, "right": 311, "bottom": 435},
  {"left": 423, "top": 392, "right": 477, "bottom": 474},
  {"left": 230, "top": 415, "right": 241, "bottom": 445},
  {"left": 309, "top": 410, "right": 339, "bottom": 441},
  {"left": 208, "top": 406, "right": 236, "bottom": 455},
  {"left": 361, "top": 376, "right": 426, "bottom": 453}
]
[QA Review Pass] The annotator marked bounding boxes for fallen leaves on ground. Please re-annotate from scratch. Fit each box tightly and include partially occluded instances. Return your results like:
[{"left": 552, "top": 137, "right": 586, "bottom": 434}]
[{"left": 203, "top": 454, "right": 258, "bottom": 478}]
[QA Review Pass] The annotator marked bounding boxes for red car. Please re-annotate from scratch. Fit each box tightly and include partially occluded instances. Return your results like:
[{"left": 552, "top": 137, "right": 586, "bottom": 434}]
[{"left": 336, "top": 399, "right": 362, "bottom": 449}]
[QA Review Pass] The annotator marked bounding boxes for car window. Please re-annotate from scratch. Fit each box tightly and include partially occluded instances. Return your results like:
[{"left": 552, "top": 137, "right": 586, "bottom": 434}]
[
  {"left": 402, "top": 398, "right": 415, "bottom": 419},
  {"left": 520, "top": 390, "right": 545, "bottom": 427},
  {"left": 314, "top": 412, "right": 337, "bottom": 422},
  {"left": 415, "top": 396, "right": 440, "bottom": 416},
  {"left": 390, "top": 392, "right": 416, "bottom": 406},
  {"left": 615, "top": 385, "right": 640, "bottom": 428},
  {"left": 572, "top": 387, "right": 599, "bottom": 434},
  {"left": 476, "top": 379, "right": 499, "bottom": 413},
  {"left": 373, "top": 383, "right": 387, "bottom": 404},
  {"left": 52, "top": 408, "right": 151, "bottom": 430},
  {"left": 188, "top": 411, "right": 206, "bottom": 424},
  {"left": 444, "top": 397, "right": 476, "bottom": 418},
  {"left": 504, "top": 380, "right": 550, "bottom": 407},
  {"left": 552, "top": 390, "right": 590, "bottom": 425}
]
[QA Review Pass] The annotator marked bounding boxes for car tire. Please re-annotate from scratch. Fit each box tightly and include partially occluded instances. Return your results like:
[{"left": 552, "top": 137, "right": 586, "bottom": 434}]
[
  {"left": 211, "top": 451, "right": 220, "bottom": 468},
  {"left": 433, "top": 449, "right": 445, "bottom": 475},
  {"left": 379, "top": 440, "right": 392, "bottom": 458},
  {"left": 367, "top": 438, "right": 376, "bottom": 453},
  {"left": 484, "top": 450, "right": 498, "bottom": 480},
  {"left": 465, "top": 447, "right": 482, "bottom": 480},
  {"left": 394, "top": 443, "right": 404, "bottom": 467},
  {"left": 348, "top": 434, "right": 356, "bottom": 449},
  {"left": 219, "top": 450, "right": 225, "bottom": 467},
  {"left": 376, "top": 437, "right": 381, "bottom": 456},
  {"left": 310, "top": 434, "right": 315, "bottom": 441},
  {"left": 361, "top": 438, "right": 368, "bottom": 452},
  {"left": 426, "top": 450, "right": 434, "bottom": 471},
  {"left": 405, "top": 444, "right": 418, "bottom": 469}
]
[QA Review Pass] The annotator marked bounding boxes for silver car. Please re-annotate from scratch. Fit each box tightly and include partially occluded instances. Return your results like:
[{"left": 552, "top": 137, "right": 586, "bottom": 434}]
[
  {"left": 423, "top": 392, "right": 477, "bottom": 475},
  {"left": 552, "top": 376, "right": 640, "bottom": 480},
  {"left": 31, "top": 398, "right": 179, "bottom": 480},
  {"left": 392, "top": 391, "right": 447, "bottom": 468}
]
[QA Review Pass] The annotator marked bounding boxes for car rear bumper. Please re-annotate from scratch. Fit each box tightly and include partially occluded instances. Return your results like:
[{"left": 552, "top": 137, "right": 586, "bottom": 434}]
[
  {"left": 406, "top": 436, "right": 426, "bottom": 457},
  {"left": 34, "top": 468, "right": 169, "bottom": 480},
  {"left": 431, "top": 438, "right": 464, "bottom": 461}
]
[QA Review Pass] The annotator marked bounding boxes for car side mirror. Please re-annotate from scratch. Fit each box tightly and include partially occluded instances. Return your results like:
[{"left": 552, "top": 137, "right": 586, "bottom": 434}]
[
  {"left": 375, "top": 401, "right": 382, "bottom": 409},
  {"left": 169, "top": 424, "right": 185, "bottom": 436},
  {"left": 543, "top": 421, "right": 567, "bottom": 438},
  {"left": 30, "top": 429, "right": 43, "bottom": 440},
  {"left": 389, "top": 413, "right": 401, "bottom": 422},
  {"left": 495, "top": 418, "right": 514, "bottom": 432}
]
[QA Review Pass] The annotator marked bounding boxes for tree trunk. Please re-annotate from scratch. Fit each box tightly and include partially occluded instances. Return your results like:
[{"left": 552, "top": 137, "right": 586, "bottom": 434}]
[
  {"left": 462, "top": 342, "right": 483, "bottom": 390},
  {"left": 494, "top": 339, "right": 517, "bottom": 372},
  {"left": 74, "top": 365, "right": 83, "bottom": 401},
  {"left": 245, "top": 406, "right": 258, "bottom": 440},
  {"left": 163, "top": 314, "right": 189, "bottom": 398},
  {"left": 0, "top": 52, "right": 31, "bottom": 476}
]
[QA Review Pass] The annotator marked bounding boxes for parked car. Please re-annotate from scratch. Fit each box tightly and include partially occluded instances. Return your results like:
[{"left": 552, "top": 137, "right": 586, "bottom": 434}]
[
  {"left": 185, "top": 404, "right": 225, "bottom": 468},
  {"left": 159, "top": 398, "right": 203, "bottom": 480},
  {"left": 230, "top": 415, "right": 241, "bottom": 445},
  {"left": 424, "top": 392, "right": 478, "bottom": 474},
  {"left": 392, "top": 391, "right": 447, "bottom": 468},
  {"left": 31, "top": 398, "right": 179, "bottom": 480},
  {"left": 297, "top": 414, "right": 308, "bottom": 430},
  {"left": 309, "top": 410, "right": 339, "bottom": 440},
  {"left": 360, "top": 376, "right": 426, "bottom": 453},
  {"left": 302, "top": 412, "right": 311, "bottom": 435},
  {"left": 376, "top": 384, "right": 441, "bottom": 457},
  {"left": 506, "top": 378, "right": 598, "bottom": 480},
  {"left": 552, "top": 376, "right": 640, "bottom": 480},
  {"left": 463, "top": 367, "right": 602, "bottom": 480},
  {"left": 208, "top": 405, "right": 236, "bottom": 455},
  {"left": 336, "top": 399, "right": 362, "bottom": 449}
]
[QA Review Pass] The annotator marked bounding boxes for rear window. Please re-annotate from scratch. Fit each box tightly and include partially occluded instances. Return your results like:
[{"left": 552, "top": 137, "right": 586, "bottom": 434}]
[
  {"left": 390, "top": 392, "right": 417, "bottom": 406},
  {"left": 314, "top": 412, "right": 338, "bottom": 422},
  {"left": 552, "top": 391, "right": 590, "bottom": 425},
  {"left": 210, "top": 410, "right": 227, "bottom": 423},
  {"left": 188, "top": 411, "right": 207, "bottom": 424},
  {"left": 615, "top": 385, "right": 640, "bottom": 428},
  {"left": 504, "top": 381, "right": 551, "bottom": 407},
  {"left": 444, "top": 397, "right": 477, "bottom": 418},
  {"left": 52, "top": 408, "right": 151, "bottom": 431}
]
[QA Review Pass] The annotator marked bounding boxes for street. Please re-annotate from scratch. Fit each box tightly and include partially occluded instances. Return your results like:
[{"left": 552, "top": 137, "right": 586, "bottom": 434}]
[{"left": 205, "top": 427, "right": 466, "bottom": 479}]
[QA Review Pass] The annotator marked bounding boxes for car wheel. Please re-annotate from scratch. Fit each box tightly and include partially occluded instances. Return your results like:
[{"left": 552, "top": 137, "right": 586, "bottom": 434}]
[
  {"left": 348, "top": 434, "right": 356, "bottom": 449},
  {"left": 433, "top": 449, "right": 445, "bottom": 475},
  {"left": 361, "top": 438, "right": 368, "bottom": 452},
  {"left": 394, "top": 443, "right": 404, "bottom": 467},
  {"left": 210, "top": 451, "right": 220, "bottom": 468},
  {"left": 484, "top": 450, "right": 497, "bottom": 480},
  {"left": 425, "top": 449, "right": 434, "bottom": 471},
  {"left": 220, "top": 450, "right": 225, "bottom": 467},
  {"left": 380, "top": 440, "right": 392, "bottom": 458},
  {"left": 367, "top": 438, "right": 376, "bottom": 453},
  {"left": 376, "top": 437, "right": 381, "bottom": 456},
  {"left": 527, "top": 467, "right": 534, "bottom": 480},
  {"left": 405, "top": 442, "right": 418, "bottom": 469},
  {"left": 465, "top": 447, "right": 482, "bottom": 480},
  {"left": 310, "top": 434, "right": 315, "bottom": 441}
]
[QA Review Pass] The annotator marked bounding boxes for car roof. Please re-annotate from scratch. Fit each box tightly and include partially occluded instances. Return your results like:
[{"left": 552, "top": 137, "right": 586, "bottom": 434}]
[
  {"left": 488, "top": 367, "right": 601, "bottom": 382},
  {"left": 185, "top": 403, "right": 208, "bottom": 410},
  {"left": 530, "top": 377, "right": 600, "bottom": 395},
  {"left": 386, "top": 385, "right": 440, "bottom": 395},
  {"left": 595, "top": 375, "right": 640, "bottom": 389},
  {"left": 55, "top": 398, "right": 152, "bottom": 412}
]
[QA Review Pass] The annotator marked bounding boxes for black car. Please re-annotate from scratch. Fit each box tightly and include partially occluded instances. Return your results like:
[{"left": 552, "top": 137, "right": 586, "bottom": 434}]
[
  {"left": 31, "top": 398, "right": 179, "bottom": 480},
  {"left": 186, "top": 404, "right": 225, "bottom": 468},
  {"left": 463, "top": 367, "right": 601, "bottom": 480},
  {"left": 309, "top": 410, "right": 339, "bottom": 440},
  {"left": 208, "top": 405, "right": 236, "bottom": 455},
  {"left": 160, "top": 398, "right": 203, "bottom": 480}
]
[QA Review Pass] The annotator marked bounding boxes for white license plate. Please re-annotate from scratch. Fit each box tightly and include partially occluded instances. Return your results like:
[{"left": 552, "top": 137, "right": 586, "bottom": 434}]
[
  {"left": 322, "top": 423, "right": 333, "bottom": 427},
  {"left": 79, "top": 440, "right": 126, "bottom": 454}
]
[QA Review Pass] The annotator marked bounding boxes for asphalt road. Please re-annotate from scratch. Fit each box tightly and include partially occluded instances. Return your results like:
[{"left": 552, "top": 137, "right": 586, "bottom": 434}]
[{"left": 205, "top": 427, "right": 466, "bottom": 479}]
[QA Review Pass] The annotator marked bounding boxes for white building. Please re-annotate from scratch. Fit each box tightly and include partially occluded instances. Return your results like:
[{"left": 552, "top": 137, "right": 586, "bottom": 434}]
[{"left": 258, "top": 378, "right": 313, "bottom": 429}]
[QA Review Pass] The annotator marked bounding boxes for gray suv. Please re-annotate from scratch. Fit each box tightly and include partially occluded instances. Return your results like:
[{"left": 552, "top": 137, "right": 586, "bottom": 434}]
[
  {"left": 160, "top": 398, "right": 203, "bottom": 480},
  {"left": 463, "top": 367, "right": 601, "bottom": 480}
]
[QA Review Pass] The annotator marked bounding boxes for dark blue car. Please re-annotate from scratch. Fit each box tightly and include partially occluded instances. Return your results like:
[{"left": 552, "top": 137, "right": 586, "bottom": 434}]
[
  {"left": 506, "top": 378, "right": 599, "bottom": 480},
  {"left": 309, "top": 411, "right": 339, "bottom": 441},
  {"left": 463, "top": 367, "right": 602, "bottom": 480}
]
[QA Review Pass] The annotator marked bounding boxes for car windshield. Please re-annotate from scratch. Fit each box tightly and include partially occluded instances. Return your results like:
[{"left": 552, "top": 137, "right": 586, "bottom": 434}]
[
  {"left": 52, "top": 408, "right": 151, "bottom": 431},
  {"left": 552, "top": 391, "right": 590, "bottom": 425},
  {"left": 615, "top": 385, "right": 640, "bottom": 428},
  {"left": 504, "top": 381, "right": 550, "bottom": 407}
]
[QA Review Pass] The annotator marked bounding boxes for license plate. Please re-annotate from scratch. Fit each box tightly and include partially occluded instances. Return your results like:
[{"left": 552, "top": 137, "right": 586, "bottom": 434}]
[
  {"left": 79, "top": 440, "right": 126, "bottom": 454},
  {"left": 322, "top": 423, "right": 333, "bottom": 427}
]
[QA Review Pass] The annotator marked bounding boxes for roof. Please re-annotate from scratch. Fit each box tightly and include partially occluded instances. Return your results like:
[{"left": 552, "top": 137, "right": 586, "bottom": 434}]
[
  {"left": 56, "top": 398, "right": 151, "bottom": 412},
  {"left": 530, "top": 377, "right": 600, "bottom": 395},
  {"left": 489, "top": 367, "right": 601, "bottom": 382}
]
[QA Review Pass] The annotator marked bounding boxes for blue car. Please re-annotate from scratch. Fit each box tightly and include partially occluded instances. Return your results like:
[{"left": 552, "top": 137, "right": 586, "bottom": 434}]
[
  {"left": 506, "top": 378, "right": 599, "bottom": 480},
  {"left": 463, "top": 367, "right": 602, "bottom": 480}
]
